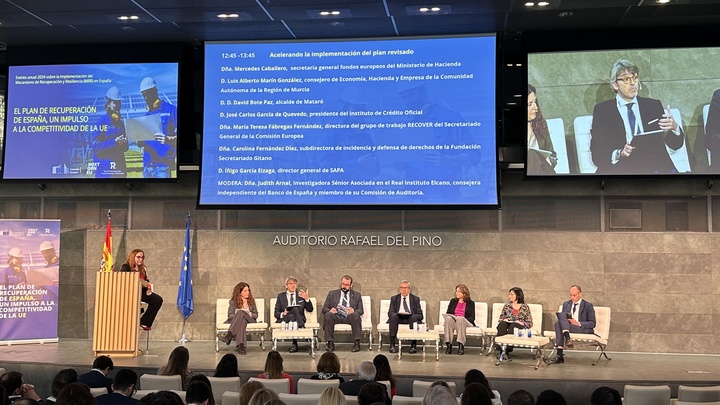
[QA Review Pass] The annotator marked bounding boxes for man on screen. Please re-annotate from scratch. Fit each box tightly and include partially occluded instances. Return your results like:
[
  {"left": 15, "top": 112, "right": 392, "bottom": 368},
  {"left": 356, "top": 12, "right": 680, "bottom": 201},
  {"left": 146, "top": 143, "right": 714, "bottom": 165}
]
[
  {"left": 590, "top": 59, "right": 684, "bottom": 174},
  {"left": 138, "top": 76, "right": 177, "bottom": 178},
  {"left": 91, "top": 86, "right": 128, "bottom": 178}
]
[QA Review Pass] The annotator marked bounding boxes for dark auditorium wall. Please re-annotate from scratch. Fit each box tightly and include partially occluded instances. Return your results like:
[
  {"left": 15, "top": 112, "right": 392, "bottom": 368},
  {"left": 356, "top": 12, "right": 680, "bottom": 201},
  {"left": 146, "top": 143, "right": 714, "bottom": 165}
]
[{"left": 1, "top": 171, "right": 718, "bottom": 354}]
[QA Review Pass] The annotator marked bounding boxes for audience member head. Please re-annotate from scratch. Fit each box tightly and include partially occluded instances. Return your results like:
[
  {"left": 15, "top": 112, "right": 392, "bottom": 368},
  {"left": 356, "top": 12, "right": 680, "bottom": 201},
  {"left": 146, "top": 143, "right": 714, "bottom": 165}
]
[
  {"left": 461, "top": 383, "right": 491, "bottom": 405},
  {"left": 356, "top": 361, "right": 376, "bottom": 381},
  {"left": 455, "top": 284, "right": 471, "bottom": 301},
  {"left": 238, "top": 381, "right": 264, "bottom": 405},
  {"left": 509, "top": 287, "right": 525, "bottom": 304},
  {"left": 507, "top": 390, "right": 534, "bottom": 405},
  {"left": 429, "top": 381, "right": 450, "bottom": 390},
  {"left": 0, "top": 385, "right": 7, "bottom": 405},
  {"left": 112, "top": 369, "right": 137, "bottom": 396},
  {"left": 55, "top": 382, "right": 94, "bottom": 405},
  {"left": 137, "top": 390, "right": 185, "bottom": 405},
  {"left": 247, "top": 388, "right": 278, "bottom": 405},
  {"left": 189, "top": 375, "right": 216, "bottom": 405},
  {"left": 92, "top": 355, "right": 114, "bottom": 374},
  {"left": 51, "top": 369, "right": 78, "bottom": 397},
  {"left": 422, "top": 385, "right": 456, "bottom": 405},
  {"left": 159, "top": 346, "right": 190, "bottom": 387},
  {"left": 590, "top": 387, "right": 622, "bottom": 405},
  {"left": 319, "top": 387, "right": 345, "bottom": 405},
  {"left": 214, "top": 353, "right": 239, "bottom": 378},
  {"left": 264, "top": 400, "right": 286, "bottom": 405},
  {"left": 11, "top": 399, "right": 38, "bottom": 405},
  {"left": 372, "top": 354, "right": 396, "bottom": 387},
  {"left": 263, "top": 350, "right": 285, "bottom": 379},
  {"left": 357, "top": 382, "right": 389, "bottom": 405},
  {"left": 0, "top": 371, "right": 24, "bottom": 396},
  {"left": 186, "top": 381, "right": 212, "bottom": 405},
  {"left": 536, "top": 390, "right": 566, "bottom": 405},
  {"left": 316, "top": 352, "right": 341, "bottom": 375},
  {"left": 463, "top": 369, "right": 495, "bottom": 399}
]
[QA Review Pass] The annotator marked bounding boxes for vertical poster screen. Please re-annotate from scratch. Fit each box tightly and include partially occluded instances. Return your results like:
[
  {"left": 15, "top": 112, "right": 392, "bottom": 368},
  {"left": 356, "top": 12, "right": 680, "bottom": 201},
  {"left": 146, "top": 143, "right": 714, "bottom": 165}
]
[
  {"left": 0, "top": 220, "right": 60, "bottom": 342},
  {"left": 200, "top": 35, "right": 498, "bottom": 207}
]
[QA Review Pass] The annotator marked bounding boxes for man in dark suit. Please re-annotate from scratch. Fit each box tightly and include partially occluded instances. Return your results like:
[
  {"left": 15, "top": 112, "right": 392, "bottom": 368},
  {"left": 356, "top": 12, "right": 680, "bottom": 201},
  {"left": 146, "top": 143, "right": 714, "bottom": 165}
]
[
  {"left": 322, "top": 274, "right": 364, "bottom": 352},
  {"left": 77, "top": 355, "right": 114, "bottom": 394},
  {"left": 590, "top": 59, "right": 684, "bottom": 174},
  {"left": 96, "top": 369, "right": 138, "bottom": 405},
  {"left": 548, "top": 285, "right": 596, "bottom": 364},
  {"left": 274, "top": 276, "right": 314, "bottom": 353},
  {"left": 704, "top": 88, "right": 720, "bottom": 172},
  {"left": 387, "top": 280, "right": 423, "bottom": 354},
  {"left": 339, "top": 361, "right": 376, "bottom": 396}
]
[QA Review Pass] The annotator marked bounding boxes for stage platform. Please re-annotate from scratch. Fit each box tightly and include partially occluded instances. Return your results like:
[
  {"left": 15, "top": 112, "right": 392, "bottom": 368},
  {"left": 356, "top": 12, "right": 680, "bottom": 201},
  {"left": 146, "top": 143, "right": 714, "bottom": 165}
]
[{"left": 1, "top": 339, "right": 719, "bottom": 403}]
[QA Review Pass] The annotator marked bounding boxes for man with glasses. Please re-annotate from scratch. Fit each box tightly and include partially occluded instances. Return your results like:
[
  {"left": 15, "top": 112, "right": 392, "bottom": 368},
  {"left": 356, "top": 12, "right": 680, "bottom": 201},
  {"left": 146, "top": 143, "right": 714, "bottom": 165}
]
[
  {"left": 274, "top": 276, "right": 314, "bottom": 353},
  {"left": 590, "top": 59, "right": 684, "bottom": 174},
  {"left": 387, "top": 280, "right": 423, "bottom": 354},
  {"left": 322, "top": 275, "right": 364, "bottom": 352}
]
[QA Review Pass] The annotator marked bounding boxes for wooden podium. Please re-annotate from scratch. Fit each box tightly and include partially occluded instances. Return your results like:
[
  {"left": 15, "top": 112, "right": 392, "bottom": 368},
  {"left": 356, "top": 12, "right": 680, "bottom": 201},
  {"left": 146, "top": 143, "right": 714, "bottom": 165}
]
[{"left": 93, "top": 271, "right": 142, "bottom": 357}]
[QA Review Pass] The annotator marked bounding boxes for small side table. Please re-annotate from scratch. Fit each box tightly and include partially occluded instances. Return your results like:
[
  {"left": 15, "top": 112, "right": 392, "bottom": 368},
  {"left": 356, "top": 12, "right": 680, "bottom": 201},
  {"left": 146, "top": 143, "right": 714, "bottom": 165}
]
[
  {"left": 272, "top": 328, "right": 317, "bottom": 358},
  {"left": 493, "top": 335, "right": 550, "bottom": 370},
  {"left": 396, "top": 329, "right": 440, "bottom": 361}
]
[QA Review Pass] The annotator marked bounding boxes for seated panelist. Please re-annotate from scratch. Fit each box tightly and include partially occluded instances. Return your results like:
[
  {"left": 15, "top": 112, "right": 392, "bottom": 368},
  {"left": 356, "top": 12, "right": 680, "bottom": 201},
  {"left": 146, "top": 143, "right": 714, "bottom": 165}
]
[
  {"left": 548, "top": 285, "right": 596, "bottom": 364},
  {"left": 387, "top": 280, "right": 423, "bottom": 354}
]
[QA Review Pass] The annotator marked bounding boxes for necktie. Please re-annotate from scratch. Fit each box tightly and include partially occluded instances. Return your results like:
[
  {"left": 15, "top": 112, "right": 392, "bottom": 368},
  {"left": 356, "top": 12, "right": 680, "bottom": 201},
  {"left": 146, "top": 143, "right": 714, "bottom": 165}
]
[
  {"left": 290, "top": 294, "right": 295, "bottom": 306},
  {"left": 342, "top": 292, "right": 349, "bottom": 307},
  {"left": 627, "top": 103, "right": 637, "bottom": 136},
  {"left": 572, "top": 302, "right": 578, "bottom": 318},
  {"left": 403, "top": 297, "right": 410, "bottom": 313}
]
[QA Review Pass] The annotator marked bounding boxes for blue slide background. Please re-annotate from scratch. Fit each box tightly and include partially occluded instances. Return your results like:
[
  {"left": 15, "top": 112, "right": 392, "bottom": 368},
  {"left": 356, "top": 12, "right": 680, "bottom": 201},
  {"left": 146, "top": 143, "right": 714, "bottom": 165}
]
[{"left": 201, "top": 36, "right": 497, "bottom": 206}]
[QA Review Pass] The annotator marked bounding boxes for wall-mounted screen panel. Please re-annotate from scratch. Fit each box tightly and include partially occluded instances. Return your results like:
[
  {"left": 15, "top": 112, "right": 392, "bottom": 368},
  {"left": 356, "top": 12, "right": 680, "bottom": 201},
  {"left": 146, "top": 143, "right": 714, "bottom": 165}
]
[
  {"left": 3, "top": 63, "right": 179, "bottom": 180},
  {"left": 200, "top": 35, "right": 497, "bottom": 207},
  {"left": 527, "top": 47, "right": 720, "bottom": 177}
]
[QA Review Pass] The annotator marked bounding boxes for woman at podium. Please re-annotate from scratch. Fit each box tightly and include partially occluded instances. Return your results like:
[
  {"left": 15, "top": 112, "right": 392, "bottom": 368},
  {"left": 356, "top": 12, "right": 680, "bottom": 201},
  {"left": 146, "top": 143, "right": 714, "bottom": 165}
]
[{"left": 119, "top": 249, "right": 163, "bottom": 330}]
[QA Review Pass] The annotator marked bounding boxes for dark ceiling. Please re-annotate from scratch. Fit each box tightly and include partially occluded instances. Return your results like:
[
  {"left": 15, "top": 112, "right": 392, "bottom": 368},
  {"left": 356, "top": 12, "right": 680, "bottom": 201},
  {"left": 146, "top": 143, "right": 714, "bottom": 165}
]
[{"left": 0, "top": 0, "right": 718, "bottom": 47}]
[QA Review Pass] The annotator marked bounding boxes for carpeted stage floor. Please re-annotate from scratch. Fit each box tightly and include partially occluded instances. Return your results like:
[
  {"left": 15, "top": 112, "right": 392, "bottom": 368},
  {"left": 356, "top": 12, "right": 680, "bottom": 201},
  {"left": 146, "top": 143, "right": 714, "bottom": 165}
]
[{"left": 1, "top": 339, "right": 718, "bottom": 403}]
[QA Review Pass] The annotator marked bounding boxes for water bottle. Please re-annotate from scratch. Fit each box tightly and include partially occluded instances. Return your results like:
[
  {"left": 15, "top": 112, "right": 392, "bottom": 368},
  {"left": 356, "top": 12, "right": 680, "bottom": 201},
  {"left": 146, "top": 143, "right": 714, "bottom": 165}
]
[
  {"left": 281, "top": 321, "right": 287, "bottom": 330},
  {"left": 514, "top": 327, "right": 520, "bottom": 337},
  {"left": 527, "top": 328, "right": 532, "bottom": 338},
  {"left": 292, "top": 321, "right": 297, "bottom": 330},
  {"left": 413, "top": 322, "right": 418, "bottom": 332}
]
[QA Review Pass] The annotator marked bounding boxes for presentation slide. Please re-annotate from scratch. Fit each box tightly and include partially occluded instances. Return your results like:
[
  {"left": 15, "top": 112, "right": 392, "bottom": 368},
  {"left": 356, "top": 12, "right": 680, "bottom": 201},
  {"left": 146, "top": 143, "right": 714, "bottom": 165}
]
[
  {"left": 528, "top": 47, "right": 720, "bottom": 176},
  {"left": 201, "top": 36, "right": 497, "bottom": 206},
  {"left": 3, "top": 63, "right": 179, "bottom": 180}
]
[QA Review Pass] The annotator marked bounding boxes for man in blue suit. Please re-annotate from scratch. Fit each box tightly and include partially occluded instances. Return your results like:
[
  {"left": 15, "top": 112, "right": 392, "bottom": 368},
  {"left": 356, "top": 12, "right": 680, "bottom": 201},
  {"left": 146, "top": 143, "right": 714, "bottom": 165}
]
[
  {"left": 96, "top": 369, "right": 138, "bottom": 405},
  {"left": 549, "top": 285, "right": 596, "bottom": 364},
  {"left": 77, "top": 355, "right": 114, "bottom": 394},
  {"left": 274, "top": 276, "right": 314, "bottom": 353},
  {"left": 387, "top": 280, "right": 423, "bottom": 354}
]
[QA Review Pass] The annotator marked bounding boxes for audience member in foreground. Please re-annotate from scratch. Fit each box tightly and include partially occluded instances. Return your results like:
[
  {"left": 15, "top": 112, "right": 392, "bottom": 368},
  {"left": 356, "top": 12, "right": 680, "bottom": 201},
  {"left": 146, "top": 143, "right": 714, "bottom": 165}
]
[
  {"left": 188, "top": 375, "right": 215, "bottom": 405},
  {"left": 247, "top": 388, "right": 279, "bottom": 405},
  {"left": 422, "top": 385, "right": 456, "bottom": 405},
  {"left": 318, "top": 387, "right": 346, "bottom": 405},
  {"left": 158, "top": 346, "right": 193, "bottom": 390},
  {"left": 373, "top": 354, "right": 396, "bottom": 397},
  {"left": 213, "top": 353, "right": 239, "bottom": 378},
  {"left": 535, "top": 390, "right": 567, "bottom": 405},
  {"left": 186, "top": 381, "right": 212, "bottom": 405},
  {"left": 237, "top": 381, "right": 264, "bottom": 405},
  {"left": 0, "top": 371, "right": 41, "bottom": 403},
  {"left": 311, "top": 352, "right": 344, "bottom": 382},
  {"left": 339, "top": 361, "right": 377, "bottom": 396},
  {"left": 358, "top": 382, "right": 390, "bottom": 405},
  {"left": 507, "top": 389, "right": 534, "bottom": 405},
  {"left": 460, "top": 383, "right": 492, "bottom": 405},
  {"left": 78, "top": 356, "right": 114, "bottom": 394},
  {"left": 46, "top": 368, "right": 78, "bottom": 404},
  {"left": 464, "top": 369, "right": 500, "bottom": 405},
  {"left": 96, "top": 369, "right": 138, "bottom": 405},
  {"left": 137, "top": 390, "right": 184, "bottom": 405},
  {"left": 55, "top": 383, "right": 95, "bottom": 405},
  {"left": 257, "top": 350, "right": 295, "bottom": 393},
  {"left": 590, "top": 387, "right": 622, "bottom": 405}
]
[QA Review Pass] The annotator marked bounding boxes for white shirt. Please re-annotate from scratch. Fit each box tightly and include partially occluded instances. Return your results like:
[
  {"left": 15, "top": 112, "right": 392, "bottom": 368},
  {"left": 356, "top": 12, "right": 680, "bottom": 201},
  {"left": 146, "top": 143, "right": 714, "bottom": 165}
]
[{"left": 571, "top": 299, "right": 583, "bottom": 321}]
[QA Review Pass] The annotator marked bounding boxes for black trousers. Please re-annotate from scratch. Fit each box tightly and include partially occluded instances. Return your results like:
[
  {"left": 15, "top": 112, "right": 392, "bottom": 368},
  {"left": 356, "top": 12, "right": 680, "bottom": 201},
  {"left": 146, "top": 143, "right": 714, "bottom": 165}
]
[{"left": 140, "top": 288, "right": 163, "bottom": 327}]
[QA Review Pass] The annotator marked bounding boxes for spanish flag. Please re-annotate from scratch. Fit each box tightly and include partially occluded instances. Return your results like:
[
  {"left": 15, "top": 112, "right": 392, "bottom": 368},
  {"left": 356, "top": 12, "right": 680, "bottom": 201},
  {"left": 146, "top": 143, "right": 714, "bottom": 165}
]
[{"left": 101, "top": 210, "right": 113, "bottom": 272}]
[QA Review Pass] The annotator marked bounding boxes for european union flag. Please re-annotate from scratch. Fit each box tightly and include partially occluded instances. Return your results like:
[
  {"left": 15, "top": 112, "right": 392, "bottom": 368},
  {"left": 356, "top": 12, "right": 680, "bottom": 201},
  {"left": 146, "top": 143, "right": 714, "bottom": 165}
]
[{"left": 177, "top": 215, "right": 193, "bottom": 319}]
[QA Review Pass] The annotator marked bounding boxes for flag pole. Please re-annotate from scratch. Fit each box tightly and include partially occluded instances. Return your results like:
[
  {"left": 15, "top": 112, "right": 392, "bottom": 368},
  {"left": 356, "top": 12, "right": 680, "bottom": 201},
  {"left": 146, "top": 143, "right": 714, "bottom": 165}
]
[{"left": 177, "top": 212, "right": 192, "bottom": 344}]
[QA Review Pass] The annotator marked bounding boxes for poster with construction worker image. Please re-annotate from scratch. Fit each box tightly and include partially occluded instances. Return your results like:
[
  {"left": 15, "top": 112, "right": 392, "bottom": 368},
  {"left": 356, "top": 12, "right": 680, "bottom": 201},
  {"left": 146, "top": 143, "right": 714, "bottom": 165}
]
[
  {"left": 0, "top": 220, "right": 60, "bottom": 343},
  {"left": 4, "top": 63, "right": 179, "bottom": 179}
]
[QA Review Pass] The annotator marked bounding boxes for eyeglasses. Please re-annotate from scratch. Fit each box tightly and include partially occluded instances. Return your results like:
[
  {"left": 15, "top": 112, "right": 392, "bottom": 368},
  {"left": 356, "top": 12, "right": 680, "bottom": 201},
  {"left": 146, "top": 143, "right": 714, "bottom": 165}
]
[
  {"left": 135, "top": 255, "right": 144, "bottom": 259},
  {"left": 616, "top": 75, "right": 639, "bottom": 85}
]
